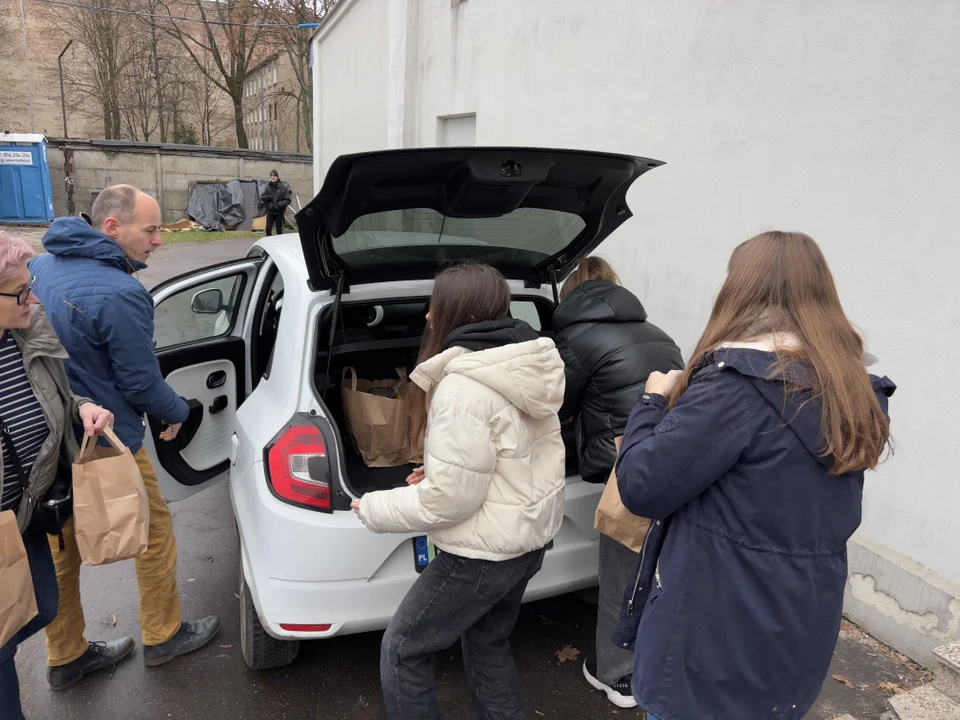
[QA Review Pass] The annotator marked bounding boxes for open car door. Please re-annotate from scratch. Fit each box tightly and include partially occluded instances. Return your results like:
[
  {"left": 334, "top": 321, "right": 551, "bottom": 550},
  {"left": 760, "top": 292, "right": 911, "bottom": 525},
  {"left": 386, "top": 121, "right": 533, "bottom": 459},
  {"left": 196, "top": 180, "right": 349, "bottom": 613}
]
[{"left": 146, "top": 257, "right": 262, "bottom": 502}]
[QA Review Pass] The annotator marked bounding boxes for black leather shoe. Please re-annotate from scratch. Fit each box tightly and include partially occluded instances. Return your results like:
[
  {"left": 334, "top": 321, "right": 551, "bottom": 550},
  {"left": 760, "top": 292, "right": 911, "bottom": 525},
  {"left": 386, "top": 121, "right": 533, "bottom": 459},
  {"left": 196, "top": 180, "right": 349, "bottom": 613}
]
[
  {"left": 48, "top": 638, "right": 136, "bottom": 691},
  {"left": 143, "top": 616, "right": 221, "bottom": 667}
]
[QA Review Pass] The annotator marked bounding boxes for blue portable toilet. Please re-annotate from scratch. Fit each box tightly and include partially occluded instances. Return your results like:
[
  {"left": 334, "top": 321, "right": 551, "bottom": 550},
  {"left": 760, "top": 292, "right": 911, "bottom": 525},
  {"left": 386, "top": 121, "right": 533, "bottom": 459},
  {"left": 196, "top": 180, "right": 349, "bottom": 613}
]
[{"left": 0, "top": 133, "right": 55, "bottom": 223}]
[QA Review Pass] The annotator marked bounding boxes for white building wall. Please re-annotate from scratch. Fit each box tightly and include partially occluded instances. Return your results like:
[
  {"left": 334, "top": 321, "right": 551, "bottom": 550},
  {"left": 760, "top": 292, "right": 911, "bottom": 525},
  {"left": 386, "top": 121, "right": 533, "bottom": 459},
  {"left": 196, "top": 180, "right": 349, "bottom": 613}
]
[
  {"left": 313, "top": 0, "right": 960, "bottom": 661},
  {"left": 311, "top": 0, "right": 392, "bottom": 189}
]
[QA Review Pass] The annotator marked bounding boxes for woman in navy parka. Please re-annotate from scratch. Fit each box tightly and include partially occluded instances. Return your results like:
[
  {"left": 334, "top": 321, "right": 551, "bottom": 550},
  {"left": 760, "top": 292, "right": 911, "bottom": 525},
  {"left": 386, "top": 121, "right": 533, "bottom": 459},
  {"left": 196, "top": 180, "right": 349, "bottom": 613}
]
[{"left": 614, "top": 232, "right": 895, "bottom": 720}]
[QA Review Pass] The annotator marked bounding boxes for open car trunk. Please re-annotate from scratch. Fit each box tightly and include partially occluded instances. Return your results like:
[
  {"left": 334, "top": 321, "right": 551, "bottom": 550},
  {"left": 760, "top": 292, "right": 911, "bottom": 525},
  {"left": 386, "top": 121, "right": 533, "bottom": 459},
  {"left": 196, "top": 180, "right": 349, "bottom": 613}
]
[
  {"left": 314, "top": 299, "right": 427, "bottom": 496},
  {"left": 313, "top": 297, "right": 579, "bottom": 497}
]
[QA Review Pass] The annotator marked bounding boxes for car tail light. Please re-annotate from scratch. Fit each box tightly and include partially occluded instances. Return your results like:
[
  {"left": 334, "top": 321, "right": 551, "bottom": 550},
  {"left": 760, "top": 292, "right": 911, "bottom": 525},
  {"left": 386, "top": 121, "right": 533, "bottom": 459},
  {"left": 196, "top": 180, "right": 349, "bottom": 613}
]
[
  {"left": 280, "top": 623, "right": 332, "bottom": 632},
  {"left": 266, "top": 425, "right": 331, "bottom": 511}
]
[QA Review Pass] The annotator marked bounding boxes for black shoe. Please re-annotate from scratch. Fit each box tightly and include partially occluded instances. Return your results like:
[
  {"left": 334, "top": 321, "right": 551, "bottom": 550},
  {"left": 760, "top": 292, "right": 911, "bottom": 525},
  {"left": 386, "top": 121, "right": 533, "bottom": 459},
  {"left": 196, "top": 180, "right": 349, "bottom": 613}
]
[
  {"left": 582, "top": 658, "right": 637, "bottom": 709},
  {"left": 143, "top": 616, "right": 221, "bottom": 667},
  {"left": 48, "top": 638, "right": 136, "bottom": 691}
]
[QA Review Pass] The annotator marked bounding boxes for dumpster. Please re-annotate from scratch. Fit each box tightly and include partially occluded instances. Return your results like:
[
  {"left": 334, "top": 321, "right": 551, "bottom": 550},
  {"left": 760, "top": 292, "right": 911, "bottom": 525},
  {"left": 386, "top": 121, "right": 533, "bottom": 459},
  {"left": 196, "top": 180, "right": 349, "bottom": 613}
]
[{"left": 0, "top": 133, "right": 55, "bottom": 223}]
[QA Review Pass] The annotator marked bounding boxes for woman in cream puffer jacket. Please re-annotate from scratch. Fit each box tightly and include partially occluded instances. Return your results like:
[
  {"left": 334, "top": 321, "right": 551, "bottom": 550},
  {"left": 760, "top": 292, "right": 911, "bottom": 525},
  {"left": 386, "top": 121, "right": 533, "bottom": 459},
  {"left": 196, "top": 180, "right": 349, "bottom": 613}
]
[{"left": 354, "top": 262, "right": 566, "bottom": 719}]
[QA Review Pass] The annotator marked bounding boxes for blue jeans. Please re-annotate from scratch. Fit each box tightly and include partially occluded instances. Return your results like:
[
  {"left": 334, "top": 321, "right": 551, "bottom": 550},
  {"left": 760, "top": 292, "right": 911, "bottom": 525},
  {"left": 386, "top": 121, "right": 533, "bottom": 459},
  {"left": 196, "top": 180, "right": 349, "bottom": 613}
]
[
  {"left": 381, "top": 547, "right": 546, "bottom": 719},
  {"left": 0, "top": 527, "right": 59, "bottom": 720}
]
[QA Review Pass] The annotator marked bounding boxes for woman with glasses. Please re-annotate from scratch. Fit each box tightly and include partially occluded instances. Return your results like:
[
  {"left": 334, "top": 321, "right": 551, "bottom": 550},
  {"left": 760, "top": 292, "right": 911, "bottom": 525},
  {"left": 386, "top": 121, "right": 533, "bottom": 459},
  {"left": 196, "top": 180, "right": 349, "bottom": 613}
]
[{"left": 0, "top": 231, "right": 113, "bottom": 720}]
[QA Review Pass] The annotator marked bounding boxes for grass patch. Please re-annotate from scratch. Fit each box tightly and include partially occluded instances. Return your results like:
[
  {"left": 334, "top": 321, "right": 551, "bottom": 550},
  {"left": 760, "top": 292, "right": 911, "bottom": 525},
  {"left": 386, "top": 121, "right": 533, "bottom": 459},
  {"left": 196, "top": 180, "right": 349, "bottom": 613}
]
[{"left": 161, "top": 230, "right": 262, "bottom": 245}]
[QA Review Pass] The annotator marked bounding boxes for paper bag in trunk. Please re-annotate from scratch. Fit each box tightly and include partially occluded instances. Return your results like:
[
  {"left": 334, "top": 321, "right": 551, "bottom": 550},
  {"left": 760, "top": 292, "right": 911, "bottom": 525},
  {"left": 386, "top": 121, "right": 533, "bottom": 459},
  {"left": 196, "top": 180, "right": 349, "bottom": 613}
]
[
  {"left": 72, "top": 427, "right": 150, "bottom": 566},
  {"left": 341, "top": 367, "right": 414, "bottom": 468},
  {"left": 594, "top": 437, "right": 652, "bottom": 553},
  {"left": 0, "top": 510, "right": 38, "bottom": 647}
]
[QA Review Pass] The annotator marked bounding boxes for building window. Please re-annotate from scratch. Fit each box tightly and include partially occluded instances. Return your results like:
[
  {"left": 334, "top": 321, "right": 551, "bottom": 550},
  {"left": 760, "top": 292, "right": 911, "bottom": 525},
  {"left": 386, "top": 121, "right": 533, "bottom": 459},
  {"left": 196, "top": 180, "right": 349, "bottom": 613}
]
[{"left": 273, "top": 64, "right": 278, "bottom": 85}]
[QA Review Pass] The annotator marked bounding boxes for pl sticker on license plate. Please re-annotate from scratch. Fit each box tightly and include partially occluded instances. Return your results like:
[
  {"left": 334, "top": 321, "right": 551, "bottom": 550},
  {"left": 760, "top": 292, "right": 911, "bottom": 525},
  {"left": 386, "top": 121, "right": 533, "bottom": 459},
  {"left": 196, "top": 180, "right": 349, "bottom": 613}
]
[{"left": 413, "top": 536, "right": 437, "bottom": 573}]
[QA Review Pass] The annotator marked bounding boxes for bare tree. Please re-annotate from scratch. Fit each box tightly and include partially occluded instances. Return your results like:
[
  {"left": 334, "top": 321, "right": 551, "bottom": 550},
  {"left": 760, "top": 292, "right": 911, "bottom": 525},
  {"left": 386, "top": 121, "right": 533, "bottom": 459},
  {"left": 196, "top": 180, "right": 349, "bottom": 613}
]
[
  {"left": 118, "top": 50, "right": 162, "bottom": 141},
  {"left": 182, "top": 53, "right": 235, "bottom": 146},
  {"left": 158, "top": 0, "right": 276, "bottom": 148},
  {"left": 42, "top": 0, "right": 133, "bottom": 139}
]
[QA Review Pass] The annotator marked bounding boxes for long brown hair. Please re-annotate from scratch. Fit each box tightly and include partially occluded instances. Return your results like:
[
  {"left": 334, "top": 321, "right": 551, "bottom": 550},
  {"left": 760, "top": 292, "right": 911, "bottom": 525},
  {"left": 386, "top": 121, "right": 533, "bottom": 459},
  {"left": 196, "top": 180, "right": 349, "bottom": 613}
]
[
  {"left": 418, "top": 262, "right": 511, "bottom": 363},
  {"left": 669, "top": 231, "right": 890, "bottom": 475},
  {"left": 559, "top": 256, "right": 621, "bottom": 300}
]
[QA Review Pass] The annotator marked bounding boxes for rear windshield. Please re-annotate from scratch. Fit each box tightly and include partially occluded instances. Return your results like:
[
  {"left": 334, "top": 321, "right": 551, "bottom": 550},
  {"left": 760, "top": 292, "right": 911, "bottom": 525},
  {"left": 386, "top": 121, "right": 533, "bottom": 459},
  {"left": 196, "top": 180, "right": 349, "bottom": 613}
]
[{"left": 332, "top": 207, "right": 586, "bottom": 270}]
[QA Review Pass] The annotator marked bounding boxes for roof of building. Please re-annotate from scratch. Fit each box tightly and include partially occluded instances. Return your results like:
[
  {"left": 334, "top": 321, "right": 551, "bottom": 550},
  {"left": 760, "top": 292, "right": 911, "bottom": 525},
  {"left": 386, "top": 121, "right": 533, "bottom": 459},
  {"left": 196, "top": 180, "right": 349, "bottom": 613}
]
[{"left": 0, "top": 133, "right": 46, "bottom": 144}]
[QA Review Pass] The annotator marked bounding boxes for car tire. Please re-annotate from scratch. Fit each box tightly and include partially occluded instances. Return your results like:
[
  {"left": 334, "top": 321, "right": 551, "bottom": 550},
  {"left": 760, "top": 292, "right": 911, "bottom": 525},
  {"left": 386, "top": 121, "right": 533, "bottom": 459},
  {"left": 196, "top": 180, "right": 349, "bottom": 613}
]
[{"left": 239, "top": 563, "right": 300, "bottom": 670}]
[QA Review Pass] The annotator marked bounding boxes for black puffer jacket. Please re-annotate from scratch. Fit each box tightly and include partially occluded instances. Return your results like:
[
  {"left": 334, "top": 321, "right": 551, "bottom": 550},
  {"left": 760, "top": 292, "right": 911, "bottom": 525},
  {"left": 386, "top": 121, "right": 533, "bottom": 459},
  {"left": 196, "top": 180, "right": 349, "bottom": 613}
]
[
  {"left": 555, "top": 280, "right": 683, "bottom": 483},
  {"left": 260, "top": 181, "right": 291, "bottom": 215}
]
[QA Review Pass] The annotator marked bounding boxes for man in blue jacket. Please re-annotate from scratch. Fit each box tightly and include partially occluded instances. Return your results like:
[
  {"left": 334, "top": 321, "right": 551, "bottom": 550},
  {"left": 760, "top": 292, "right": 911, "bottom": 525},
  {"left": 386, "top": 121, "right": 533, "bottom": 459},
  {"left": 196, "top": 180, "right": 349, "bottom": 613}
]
[{"left": 31, "top": 185, "right": 221, "bottom": 691}]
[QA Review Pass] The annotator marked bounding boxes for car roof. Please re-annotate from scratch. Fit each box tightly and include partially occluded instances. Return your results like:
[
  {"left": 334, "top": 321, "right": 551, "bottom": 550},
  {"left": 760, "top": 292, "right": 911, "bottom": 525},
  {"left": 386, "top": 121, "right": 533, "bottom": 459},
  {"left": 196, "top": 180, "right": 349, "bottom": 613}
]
[{"left": 255, "top": 233, "right": 305, "bottom": 263}]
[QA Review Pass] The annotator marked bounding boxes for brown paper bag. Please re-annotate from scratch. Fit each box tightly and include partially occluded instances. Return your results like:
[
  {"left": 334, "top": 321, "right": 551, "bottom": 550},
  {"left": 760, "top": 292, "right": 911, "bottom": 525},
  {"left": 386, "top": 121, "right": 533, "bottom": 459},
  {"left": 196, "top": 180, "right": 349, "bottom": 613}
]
[
  {"left": 0, "top": 509, "right": 38, "bottom": 647},
  {"left": 72, "top": 427, "right": 150, "bottom": 566},
  {"left": 341, "top": 367, "right": 414, "bottom": 468},
  {"left": 594, "top": 437, "right": 652, "bottom": 553}
]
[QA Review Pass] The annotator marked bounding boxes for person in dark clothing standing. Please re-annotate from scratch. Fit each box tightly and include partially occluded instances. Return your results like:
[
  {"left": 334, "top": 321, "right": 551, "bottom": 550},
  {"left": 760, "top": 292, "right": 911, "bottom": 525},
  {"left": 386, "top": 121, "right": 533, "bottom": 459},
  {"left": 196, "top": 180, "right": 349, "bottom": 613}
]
[
  {"left": 553, "top": 256, "right": 683, "bottom": 709},
  {"left": 260, "top": 170, "right": 291, "bottom": 236}
]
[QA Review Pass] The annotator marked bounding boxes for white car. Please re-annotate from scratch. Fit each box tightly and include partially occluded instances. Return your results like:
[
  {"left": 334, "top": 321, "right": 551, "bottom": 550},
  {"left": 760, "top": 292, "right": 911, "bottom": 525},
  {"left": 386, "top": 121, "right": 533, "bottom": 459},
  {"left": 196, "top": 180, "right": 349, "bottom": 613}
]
[{"left": 145, "top": 147, "right": 662, "bottom": 669}]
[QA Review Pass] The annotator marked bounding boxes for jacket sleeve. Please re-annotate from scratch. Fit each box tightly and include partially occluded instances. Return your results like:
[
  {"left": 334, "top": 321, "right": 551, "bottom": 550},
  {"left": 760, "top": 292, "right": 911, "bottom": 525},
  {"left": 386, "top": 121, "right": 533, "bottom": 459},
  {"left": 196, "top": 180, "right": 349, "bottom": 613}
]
[
  {"left": 556, "top": 338, "right": 588, "bottom": 424},
  {"left": 616, "top": 368, "right": 752, "bottom": 519},
  {"left": 359, "top": 404, "right": 497, "bottom": 534},
  {"left": 98, "top": 288, "right": 189, "bottom": 424}
]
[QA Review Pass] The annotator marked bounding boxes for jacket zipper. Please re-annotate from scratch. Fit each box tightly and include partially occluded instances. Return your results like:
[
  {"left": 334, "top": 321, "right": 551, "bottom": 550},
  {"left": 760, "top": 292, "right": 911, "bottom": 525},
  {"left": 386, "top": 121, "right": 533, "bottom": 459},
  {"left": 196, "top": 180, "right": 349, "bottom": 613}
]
[
  {"left": 626, "top": 519, "right": 660, "bottom": 613},
  {"left": 655, "top": 559, "right": 662, "bottom": 589}
]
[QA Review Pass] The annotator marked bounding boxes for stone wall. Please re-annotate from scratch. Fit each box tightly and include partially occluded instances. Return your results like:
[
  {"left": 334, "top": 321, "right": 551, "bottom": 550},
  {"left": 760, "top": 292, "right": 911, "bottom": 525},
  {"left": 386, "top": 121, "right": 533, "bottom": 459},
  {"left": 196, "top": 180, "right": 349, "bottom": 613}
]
[{"left": 46, "top": 139, "right": 313, "bottom": 223}]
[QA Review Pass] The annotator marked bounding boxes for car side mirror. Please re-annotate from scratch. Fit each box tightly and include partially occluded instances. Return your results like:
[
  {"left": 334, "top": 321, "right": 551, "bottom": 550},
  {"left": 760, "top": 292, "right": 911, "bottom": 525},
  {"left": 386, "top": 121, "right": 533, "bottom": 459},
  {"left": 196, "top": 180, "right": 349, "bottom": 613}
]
[{"left": 191, "top": 288, "right": 224, "bottom": 315}]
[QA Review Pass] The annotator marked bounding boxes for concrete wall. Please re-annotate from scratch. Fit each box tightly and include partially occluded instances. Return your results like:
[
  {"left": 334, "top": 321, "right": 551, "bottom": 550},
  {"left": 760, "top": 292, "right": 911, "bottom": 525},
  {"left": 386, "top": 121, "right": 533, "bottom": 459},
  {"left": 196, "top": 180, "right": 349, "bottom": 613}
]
[
  {"left": 312, "top": 0, "right": 960, "bottom": 663},
  {"left": 45, "top": 140, "right": 312, "bottom": 223}
]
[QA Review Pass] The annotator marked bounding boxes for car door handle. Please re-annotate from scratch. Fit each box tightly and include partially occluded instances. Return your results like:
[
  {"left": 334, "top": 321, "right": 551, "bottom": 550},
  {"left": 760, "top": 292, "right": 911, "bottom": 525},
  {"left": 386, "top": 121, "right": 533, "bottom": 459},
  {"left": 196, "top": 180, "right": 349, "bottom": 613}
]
[
  {"left": 208, "top": 395, "right": 228, "bottom": 415},
  {"left": 206, "top": 371, "right": 227, "bottom": 389}
]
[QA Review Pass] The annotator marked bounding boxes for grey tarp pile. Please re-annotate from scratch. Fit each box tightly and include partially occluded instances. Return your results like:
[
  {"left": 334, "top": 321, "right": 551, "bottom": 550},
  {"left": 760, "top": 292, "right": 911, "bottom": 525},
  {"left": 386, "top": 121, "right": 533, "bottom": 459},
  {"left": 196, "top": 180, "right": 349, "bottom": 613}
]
[{"left": 185, "top": 180, "right": 246, "bottom": 231}]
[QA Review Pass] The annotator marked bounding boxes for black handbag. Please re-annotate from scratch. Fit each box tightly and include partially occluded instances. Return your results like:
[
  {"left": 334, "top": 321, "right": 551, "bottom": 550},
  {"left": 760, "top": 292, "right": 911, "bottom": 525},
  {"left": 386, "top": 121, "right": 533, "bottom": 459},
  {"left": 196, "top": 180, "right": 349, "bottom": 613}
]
[{"left": 0, "top": 417, "right": 73, "bottom": 549}]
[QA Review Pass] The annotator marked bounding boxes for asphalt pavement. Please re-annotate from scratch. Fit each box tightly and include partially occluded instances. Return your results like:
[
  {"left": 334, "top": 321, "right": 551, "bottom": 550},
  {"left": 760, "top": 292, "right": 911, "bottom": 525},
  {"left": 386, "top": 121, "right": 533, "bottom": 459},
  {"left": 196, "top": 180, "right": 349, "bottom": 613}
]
[{"left": 12, "top": 235, "right": 925, "bottom": 720}]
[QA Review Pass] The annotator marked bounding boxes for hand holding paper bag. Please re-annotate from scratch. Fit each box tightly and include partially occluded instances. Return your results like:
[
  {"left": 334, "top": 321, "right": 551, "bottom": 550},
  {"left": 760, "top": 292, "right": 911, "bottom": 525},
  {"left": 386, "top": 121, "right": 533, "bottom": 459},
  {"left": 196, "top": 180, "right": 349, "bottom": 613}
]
[{"left": 72, "top": 426, "right": 150, "bottom": 566}]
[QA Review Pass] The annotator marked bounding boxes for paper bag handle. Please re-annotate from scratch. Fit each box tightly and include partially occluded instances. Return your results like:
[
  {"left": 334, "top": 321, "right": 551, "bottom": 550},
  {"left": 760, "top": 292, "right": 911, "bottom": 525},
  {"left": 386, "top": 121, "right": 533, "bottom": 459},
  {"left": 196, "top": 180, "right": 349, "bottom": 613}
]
[
  {"left": 78, "top": 426, "right": 126, "bottom": 460},
  {"left": 342, "top": 367, "right": 358, "bottom": 391}
]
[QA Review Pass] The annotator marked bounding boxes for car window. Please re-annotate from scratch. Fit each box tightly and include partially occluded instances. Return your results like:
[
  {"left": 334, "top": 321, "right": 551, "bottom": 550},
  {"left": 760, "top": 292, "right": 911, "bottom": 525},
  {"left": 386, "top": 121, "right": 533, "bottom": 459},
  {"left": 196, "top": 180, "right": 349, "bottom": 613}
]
[
  {"left": 255, "top": 268, "right": 285, "bottom": 382},
  {"left": 154, "top": 274, "right": 245, "bottom": 350},
  {"left": 510, "top": 300, "right": 542, "bottom": 331}
]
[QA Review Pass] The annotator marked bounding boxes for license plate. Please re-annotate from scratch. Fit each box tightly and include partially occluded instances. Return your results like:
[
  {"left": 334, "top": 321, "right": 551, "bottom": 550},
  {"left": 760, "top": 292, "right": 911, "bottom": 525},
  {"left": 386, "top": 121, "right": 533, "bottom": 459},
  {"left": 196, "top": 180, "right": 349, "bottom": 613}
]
[{"left": 413, "top": 536, "right": 437, "bottom": 573}]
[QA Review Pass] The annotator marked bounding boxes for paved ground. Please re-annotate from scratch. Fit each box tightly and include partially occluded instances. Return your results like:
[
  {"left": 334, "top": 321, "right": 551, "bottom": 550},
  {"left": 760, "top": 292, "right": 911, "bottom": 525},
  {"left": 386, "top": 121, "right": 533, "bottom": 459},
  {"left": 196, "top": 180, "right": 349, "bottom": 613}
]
[{"left": 10, "top": 234, "right": 930, "bottom": 720}]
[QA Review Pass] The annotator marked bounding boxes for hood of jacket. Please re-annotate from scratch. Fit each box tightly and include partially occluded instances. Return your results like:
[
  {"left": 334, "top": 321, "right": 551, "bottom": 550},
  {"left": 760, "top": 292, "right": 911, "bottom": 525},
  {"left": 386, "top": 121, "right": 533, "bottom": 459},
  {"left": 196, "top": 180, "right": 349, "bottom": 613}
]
[
  {"left": 413, "top": 319, "right": 564, "bottom": 419},
  {"left": 12, "top": 305, "right": 70, "bottom": 365},
  {"left": 41, "top": 217, "right": 145, "bottom": 273},
  {"left": 714, "top": 334, "right": 896, "bottom": 471},
  {"left": 553, "top": 280, "right": 647, "bottom": 331}
]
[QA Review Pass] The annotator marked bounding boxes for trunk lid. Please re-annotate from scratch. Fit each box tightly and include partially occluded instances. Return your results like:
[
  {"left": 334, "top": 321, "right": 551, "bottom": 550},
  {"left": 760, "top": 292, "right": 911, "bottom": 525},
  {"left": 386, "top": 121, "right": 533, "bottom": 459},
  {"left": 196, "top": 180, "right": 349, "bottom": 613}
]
[{"left": 296, "top": 147, "right": 663, "bottom": 290}]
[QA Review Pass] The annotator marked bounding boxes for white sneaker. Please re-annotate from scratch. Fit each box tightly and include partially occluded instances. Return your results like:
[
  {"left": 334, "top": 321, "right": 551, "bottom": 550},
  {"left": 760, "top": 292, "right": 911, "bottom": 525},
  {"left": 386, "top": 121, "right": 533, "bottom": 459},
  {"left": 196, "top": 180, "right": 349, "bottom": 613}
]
[{"left": 582, "top": 658, "right": 638, "bottom": 709}]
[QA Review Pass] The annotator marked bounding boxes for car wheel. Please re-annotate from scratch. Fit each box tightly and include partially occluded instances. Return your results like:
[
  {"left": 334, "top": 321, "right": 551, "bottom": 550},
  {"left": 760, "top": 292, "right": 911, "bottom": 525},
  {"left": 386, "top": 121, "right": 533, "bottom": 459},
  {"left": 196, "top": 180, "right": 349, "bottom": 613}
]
[{"left": 239, "top": 563, "right": 300, "bottom": 670}]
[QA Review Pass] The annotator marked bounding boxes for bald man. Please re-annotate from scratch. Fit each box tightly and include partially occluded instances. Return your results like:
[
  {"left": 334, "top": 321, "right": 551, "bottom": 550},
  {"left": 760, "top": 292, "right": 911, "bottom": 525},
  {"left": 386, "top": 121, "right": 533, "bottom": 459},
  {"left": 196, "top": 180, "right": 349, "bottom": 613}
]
[{"left": 31, "top": 186, "right": 220, "bottom": 691}]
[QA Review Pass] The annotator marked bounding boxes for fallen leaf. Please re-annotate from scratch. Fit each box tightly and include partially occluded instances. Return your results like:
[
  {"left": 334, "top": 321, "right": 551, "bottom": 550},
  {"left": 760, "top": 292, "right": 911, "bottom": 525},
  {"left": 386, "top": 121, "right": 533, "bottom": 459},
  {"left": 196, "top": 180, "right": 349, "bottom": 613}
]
[
  {"left": 832, "top": 674, "right": 854, "bottom": 689},
  {"left": 879, "top": 681, "right": 904, "bottom": 695},
  {"left": 556, "top": 645, "right": 581, "bottom": 663},
  {"left": 535, "top": 712, "right": 545, "bottom": 718},
  {"left": 219, "top": 644, "right": 233, "bottom": 649},
  {"left": 234, "top": 593, "right": 240, "bottom": 599},
  {"left": 112, "top": 614, "right": 117, "bottom": 626}
]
